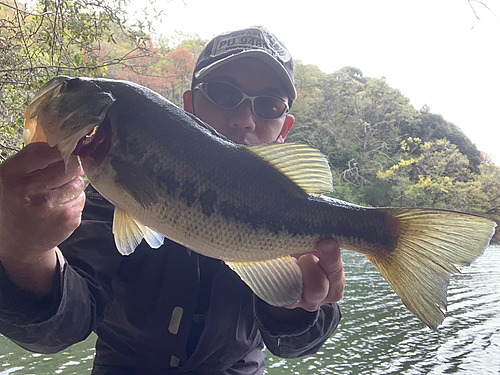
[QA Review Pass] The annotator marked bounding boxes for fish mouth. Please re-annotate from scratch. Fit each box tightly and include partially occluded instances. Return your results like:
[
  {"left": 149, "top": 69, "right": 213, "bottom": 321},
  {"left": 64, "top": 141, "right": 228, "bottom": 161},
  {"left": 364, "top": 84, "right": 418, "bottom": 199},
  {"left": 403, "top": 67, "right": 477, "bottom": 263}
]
[
  {"left": 24, "top": 76, "right": 116, "bottom": 172},
  {"left": 72, "top": 113, "right": 112, "bottom": 166}
]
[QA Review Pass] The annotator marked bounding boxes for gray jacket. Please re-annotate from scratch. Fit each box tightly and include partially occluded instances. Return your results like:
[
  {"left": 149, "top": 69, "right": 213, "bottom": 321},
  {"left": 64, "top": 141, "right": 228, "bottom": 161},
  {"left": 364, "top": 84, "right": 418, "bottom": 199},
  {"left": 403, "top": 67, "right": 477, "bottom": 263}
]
[{"left": 0, "top": 186, "right": 341, "bottom": 374}]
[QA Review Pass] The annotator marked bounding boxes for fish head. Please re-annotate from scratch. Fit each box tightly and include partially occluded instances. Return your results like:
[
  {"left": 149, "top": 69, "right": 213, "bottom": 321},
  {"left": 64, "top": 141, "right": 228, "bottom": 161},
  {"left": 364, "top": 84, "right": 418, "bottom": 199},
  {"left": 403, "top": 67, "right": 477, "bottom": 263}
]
[{"left": 24, "top": 76, "right": 116, "bottom": 172}]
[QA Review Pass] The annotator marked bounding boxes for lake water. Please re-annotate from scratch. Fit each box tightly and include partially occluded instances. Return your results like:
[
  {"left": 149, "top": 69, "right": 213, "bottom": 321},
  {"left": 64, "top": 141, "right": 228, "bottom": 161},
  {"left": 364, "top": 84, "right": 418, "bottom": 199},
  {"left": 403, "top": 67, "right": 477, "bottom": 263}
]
[{"left": 1, "top": 244, "right": 499, "bottom": 374}]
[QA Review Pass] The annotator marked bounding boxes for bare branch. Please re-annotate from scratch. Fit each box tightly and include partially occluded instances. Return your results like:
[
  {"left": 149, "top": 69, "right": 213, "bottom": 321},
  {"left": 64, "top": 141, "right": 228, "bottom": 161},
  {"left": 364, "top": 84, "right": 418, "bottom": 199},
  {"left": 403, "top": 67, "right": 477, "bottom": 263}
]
[
  {"left": 0, "top": 0, "right": 54, "bottom": 16},
  {"left": 468, "top": 0, "right": 499, "bottom": 24}
]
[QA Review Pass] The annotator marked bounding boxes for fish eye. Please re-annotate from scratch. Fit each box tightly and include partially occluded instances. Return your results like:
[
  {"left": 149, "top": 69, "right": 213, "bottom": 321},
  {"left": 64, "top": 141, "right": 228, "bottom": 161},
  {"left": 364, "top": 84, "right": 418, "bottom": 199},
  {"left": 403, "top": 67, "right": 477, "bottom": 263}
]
[{"left": 65, "top": 78, "right": 83, "bottom": 91}]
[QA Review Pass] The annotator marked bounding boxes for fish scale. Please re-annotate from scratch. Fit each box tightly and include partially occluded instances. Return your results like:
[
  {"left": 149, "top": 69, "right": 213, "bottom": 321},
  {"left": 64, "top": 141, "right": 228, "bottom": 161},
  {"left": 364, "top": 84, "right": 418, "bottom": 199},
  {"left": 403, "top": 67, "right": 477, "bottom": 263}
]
[{"left": 23, "top": 76, "right": 497, "bottom": 329}]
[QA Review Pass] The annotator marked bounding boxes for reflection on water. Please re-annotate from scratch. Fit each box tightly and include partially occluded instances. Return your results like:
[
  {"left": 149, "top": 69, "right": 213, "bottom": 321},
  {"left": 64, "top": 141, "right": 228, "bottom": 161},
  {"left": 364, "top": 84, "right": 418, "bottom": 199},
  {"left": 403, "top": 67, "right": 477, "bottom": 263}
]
[
  {"left": 0, "top": 334, "right": 95, "bottom": 374},
  {"left": 1, "top": 245, "right": 499, "bottom": 374},
  {"left": 265, "top": 244, "right": 500, "bottom": 374}
]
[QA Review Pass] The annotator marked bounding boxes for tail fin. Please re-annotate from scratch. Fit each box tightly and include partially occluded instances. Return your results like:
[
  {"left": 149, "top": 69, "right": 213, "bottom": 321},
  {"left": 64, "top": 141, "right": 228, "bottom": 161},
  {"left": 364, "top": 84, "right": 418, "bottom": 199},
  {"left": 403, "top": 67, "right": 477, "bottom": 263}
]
[{"left": 366, "top": 208, "right": 496, "bottom": 329}]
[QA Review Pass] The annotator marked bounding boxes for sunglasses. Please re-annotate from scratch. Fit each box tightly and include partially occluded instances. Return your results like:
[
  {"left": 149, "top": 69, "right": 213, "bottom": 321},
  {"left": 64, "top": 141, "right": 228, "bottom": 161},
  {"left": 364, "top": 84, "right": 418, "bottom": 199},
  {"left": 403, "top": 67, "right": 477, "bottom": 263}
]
[{"left": 194, "top": 81, "right": 289, "bottom": 120}]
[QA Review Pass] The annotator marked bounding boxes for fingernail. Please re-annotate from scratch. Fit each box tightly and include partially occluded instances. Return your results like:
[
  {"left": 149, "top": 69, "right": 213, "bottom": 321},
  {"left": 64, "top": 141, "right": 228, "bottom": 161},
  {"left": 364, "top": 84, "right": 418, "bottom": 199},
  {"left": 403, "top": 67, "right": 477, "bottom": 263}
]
[{"left": 317, "top": 239, "right": 336, "bottom": 254}]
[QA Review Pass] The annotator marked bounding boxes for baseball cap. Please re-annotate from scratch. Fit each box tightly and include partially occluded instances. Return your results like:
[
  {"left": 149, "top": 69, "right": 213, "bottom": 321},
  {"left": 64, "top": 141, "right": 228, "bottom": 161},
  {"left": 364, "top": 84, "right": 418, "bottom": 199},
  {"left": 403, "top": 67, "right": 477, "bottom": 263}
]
[{"left": 193, "top": 26, "right": 297, "bottom": 102}]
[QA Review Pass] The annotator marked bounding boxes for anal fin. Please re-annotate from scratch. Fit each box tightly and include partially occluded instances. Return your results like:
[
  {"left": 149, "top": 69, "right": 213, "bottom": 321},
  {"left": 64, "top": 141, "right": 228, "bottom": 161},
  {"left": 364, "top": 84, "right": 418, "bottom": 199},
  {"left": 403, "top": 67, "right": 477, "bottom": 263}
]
[
  {"left": 113, "top": 207, "right": 164, "bottom": 255},
  {"left": 225, "top": 255, "right": 303, "bottom": 306}
]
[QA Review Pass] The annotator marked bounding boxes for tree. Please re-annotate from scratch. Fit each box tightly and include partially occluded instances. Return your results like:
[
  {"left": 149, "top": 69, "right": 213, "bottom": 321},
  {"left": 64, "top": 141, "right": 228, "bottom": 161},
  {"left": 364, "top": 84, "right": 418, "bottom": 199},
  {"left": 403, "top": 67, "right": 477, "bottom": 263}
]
[
  {"left": 290, "top": 66, "right": 419, "bottom": 190},
  {"left": 0, "top": 0, "right": 154, "bottom": 160},
  {"left": 341, "top": 77, "right": 418, "bottom": 188},
  {"left": 467, "top": 162, "right": 500, "bottom": 216},
  {"left": 402, "top": 109, "right": 482, "bottom": 172},
  {"left": 468, "top": 0, "right": 498, "bottom": 23},
  {"left": 377, "top": 138, "right": 487, "bottom": 210},
  {"left": 113, "top": 32, "right": 206, "bottom": 107}
]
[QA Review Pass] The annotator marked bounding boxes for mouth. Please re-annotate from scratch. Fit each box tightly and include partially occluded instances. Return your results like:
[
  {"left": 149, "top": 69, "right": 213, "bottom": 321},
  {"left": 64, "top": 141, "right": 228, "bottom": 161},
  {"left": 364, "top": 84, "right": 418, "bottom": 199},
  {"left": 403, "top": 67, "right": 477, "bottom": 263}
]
[{"left": 72, "top": 114, "right": 112, "bottom": 165}]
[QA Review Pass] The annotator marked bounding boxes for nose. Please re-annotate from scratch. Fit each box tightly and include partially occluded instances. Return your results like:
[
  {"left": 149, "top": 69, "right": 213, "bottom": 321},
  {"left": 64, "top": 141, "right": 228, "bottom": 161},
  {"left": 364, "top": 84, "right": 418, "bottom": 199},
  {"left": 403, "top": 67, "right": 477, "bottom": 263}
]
[{"left": 228, "top": 100, "right": 256, "bottom": 132}]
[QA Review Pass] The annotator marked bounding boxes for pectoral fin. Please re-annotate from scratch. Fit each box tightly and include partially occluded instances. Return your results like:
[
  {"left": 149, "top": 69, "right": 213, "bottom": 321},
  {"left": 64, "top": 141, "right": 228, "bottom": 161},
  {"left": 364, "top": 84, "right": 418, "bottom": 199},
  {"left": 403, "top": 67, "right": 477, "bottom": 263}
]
[
  {"left": 113, "top": 207, "right": 164, "bottom": 255},
  {"left": 225, "top": 255, "right": 303, "bottom": 306},
  {"left": 111, "top": 159, "right": 158, "bottom": 208}
]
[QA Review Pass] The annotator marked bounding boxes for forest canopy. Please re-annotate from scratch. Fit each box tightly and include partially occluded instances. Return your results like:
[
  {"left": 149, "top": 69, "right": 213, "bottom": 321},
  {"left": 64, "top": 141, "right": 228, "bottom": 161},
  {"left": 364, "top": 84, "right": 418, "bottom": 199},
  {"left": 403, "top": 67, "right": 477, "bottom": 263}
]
[{"left": 1, "top": 0, "right": 499, "bottom": 231}]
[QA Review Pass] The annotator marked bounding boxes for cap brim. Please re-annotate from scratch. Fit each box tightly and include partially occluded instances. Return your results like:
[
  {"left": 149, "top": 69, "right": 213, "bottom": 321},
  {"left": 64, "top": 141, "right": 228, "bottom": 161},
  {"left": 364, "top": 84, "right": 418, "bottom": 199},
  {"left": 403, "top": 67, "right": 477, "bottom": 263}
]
[{"left": 194, "top": 50, "right": 297, "bottom": 101}]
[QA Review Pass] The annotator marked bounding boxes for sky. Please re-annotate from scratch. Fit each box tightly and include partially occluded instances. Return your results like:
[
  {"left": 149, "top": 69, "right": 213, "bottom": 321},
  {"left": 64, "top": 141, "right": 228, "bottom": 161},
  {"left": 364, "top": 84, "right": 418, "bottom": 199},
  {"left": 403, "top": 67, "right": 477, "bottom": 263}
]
[{"left": 129, "top": 0, "right": 500, "bottom": 164}]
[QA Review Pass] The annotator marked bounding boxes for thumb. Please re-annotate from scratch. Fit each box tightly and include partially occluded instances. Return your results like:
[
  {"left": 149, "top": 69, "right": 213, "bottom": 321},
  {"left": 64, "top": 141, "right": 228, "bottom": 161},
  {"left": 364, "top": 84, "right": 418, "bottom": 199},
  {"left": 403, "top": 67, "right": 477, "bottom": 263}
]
[{"left": 316, "top": 239, "right": 343, "bottom": 280}]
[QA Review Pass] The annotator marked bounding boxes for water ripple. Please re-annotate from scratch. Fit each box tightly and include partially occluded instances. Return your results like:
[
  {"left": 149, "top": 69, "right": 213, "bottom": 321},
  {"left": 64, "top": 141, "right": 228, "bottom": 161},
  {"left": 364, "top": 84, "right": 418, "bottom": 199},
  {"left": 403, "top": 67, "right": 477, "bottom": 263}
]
[
  {"left": 265, "top": 244, "right": 500, "bottom": 374},
  {"left": 1, "top": 245, "right": 499, "bottom": 374}
]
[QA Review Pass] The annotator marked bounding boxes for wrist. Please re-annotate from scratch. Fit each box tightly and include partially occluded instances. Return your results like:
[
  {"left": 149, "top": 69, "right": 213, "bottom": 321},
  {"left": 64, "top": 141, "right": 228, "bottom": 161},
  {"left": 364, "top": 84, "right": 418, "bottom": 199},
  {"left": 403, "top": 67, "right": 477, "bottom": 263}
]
[
  {"left": 0, "top": 247, "right": 58, "bottom": 298},
  {"left": 253, "top": 295, "right": 319, "bottom": 336},
  {"left": 266, "top": 304, "right": 313, "bottom": 324}
]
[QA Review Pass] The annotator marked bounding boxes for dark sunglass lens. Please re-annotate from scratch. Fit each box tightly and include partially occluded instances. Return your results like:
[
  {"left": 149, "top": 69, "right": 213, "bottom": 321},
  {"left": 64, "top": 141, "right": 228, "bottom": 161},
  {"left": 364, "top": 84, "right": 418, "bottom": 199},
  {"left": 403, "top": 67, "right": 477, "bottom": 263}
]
[
  {"left": 254, "top": 97, "right": 287, "bottom": 119},
  {"left": 206, "top": 82, "right": 242, "bottom": 109}
]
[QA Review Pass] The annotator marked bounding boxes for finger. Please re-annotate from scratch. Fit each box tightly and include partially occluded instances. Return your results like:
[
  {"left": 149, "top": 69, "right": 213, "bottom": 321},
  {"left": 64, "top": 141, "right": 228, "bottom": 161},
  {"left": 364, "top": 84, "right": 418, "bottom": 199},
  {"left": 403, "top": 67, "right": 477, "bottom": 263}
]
[
  {"left": 15, "top": 143, "right": 64, "bottom": 174},
  {"left": 316, "top": 239, "right": 343, "bottom": 278},
  {"left": 32, "top": 158, "right": 84, "bottom": 190},
  {"left": 57, "top": 188, "right": 86, "bottom": 228},
  {"left": 32, "top": 190, "right": 85, "bottom": 251},
  {"left": 316, "top": 239, "right": 345, "bottom": 302},
  {"left": 296, "top": 253, "right": 329, "bottom": 303},
  {"left": 46, "top": 176, "right": 86, "bottom": 207},
  {"left": 291, "top": 251, "right": 310, "bottom": 259}
]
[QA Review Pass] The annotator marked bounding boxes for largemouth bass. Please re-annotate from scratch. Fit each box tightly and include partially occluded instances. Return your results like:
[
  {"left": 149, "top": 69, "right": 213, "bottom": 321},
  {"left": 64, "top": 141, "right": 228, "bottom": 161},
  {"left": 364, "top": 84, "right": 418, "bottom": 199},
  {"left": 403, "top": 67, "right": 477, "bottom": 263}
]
[{"left": 23, "top": 76, "right": 496, "bottom": 330}]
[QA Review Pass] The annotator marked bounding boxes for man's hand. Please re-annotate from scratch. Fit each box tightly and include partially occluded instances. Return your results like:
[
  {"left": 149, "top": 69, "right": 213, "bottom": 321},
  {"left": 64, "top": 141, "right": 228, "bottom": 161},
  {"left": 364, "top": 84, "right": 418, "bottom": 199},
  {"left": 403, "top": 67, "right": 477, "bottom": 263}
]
[
  {"left": 263, "top": 239, "right": 345, "bottom": 324},
  {"left": 289, "top": 239, "right": 345, "bottom": 311},
  {"left": 0, "top": 142, "right": 85, "bottom": 296}
]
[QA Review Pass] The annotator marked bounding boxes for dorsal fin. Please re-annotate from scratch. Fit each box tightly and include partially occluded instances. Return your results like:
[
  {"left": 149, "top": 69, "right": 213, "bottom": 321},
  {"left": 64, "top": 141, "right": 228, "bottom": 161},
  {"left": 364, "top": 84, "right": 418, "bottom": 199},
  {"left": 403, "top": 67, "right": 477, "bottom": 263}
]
[{"left": 246, "top": 143, "right": 333, "bottom": 194}]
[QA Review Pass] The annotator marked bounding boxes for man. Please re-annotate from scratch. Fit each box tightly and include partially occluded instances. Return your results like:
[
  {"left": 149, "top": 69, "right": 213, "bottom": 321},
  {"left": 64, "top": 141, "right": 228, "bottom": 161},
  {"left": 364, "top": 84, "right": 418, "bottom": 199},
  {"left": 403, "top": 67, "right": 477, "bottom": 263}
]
[{"left": 0, "top": 26, "right": 344, "bottom": 374}]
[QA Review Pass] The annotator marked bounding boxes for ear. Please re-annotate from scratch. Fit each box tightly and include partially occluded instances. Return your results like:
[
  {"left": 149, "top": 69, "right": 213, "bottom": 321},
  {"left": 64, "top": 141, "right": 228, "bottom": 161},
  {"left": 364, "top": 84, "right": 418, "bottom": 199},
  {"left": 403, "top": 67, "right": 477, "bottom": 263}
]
[
  {"left": 276, "top": 114, "right": 295, "bottom": 143},
  {"left": 183, "top": 90, "right": 193, "bottom": 113}
]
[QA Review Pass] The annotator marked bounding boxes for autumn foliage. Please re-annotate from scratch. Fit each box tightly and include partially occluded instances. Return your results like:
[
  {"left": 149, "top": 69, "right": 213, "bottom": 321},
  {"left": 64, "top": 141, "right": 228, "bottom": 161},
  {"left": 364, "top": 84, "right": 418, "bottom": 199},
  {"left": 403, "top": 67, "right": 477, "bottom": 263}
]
[{"left": 113, "top": 43, "right": 197, "bottom": 106}]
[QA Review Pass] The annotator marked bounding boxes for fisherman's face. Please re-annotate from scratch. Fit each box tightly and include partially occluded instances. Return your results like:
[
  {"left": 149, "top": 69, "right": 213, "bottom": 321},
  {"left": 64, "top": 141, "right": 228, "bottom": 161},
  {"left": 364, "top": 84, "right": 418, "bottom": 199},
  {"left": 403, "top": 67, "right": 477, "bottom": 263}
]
[{"left": 184, "top": 57, "right": 295, "bottom": 145}]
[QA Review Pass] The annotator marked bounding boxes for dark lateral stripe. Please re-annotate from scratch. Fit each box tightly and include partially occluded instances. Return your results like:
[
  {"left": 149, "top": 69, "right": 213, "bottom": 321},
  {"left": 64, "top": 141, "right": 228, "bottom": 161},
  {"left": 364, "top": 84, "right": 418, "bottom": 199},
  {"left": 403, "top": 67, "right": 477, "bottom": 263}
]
[{"left": 122, "top": 151, "right": 397, "bottom": 251}]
